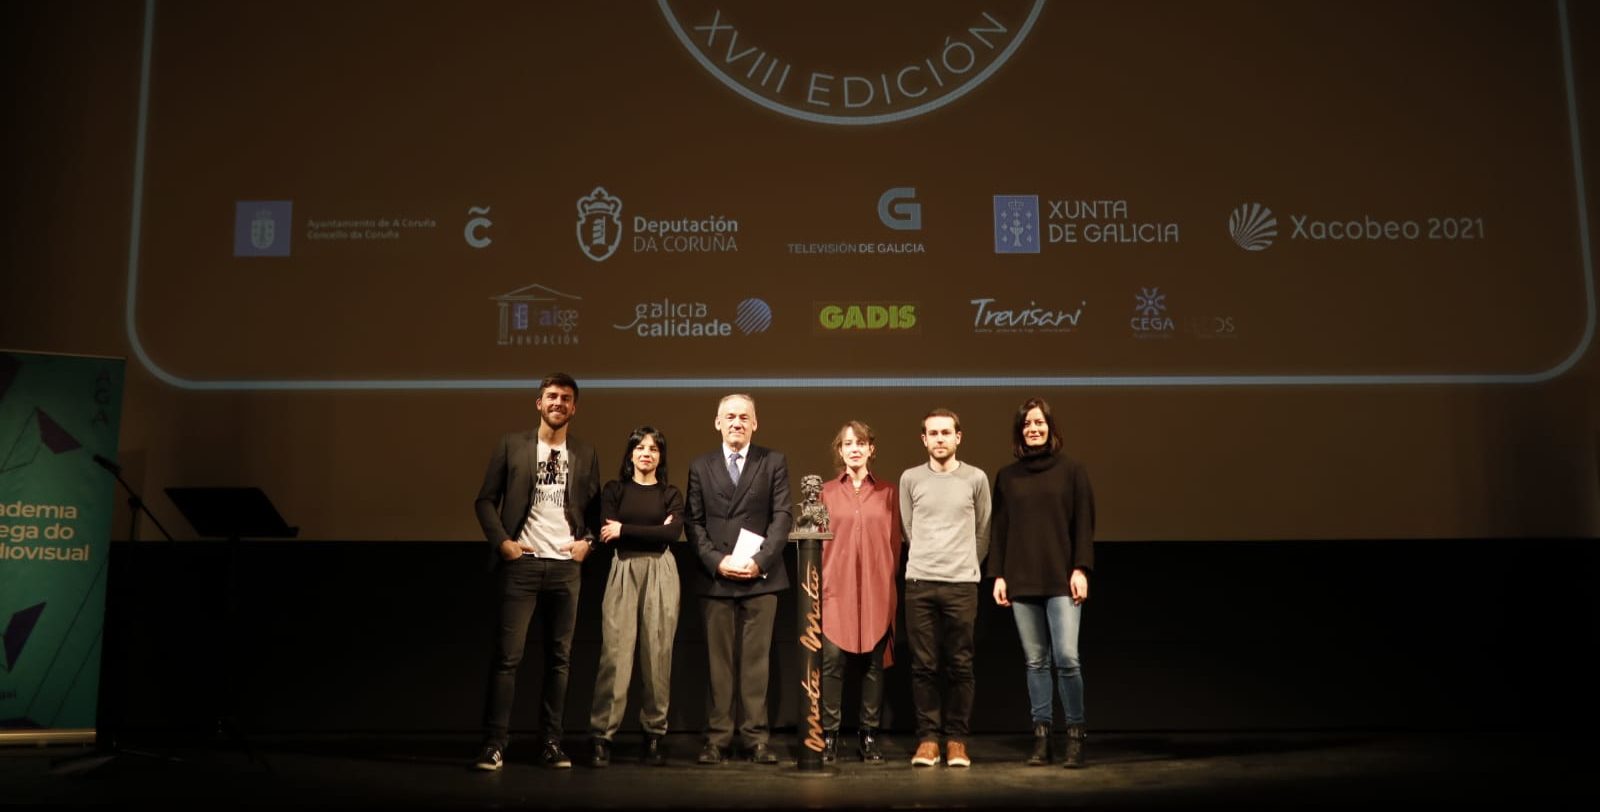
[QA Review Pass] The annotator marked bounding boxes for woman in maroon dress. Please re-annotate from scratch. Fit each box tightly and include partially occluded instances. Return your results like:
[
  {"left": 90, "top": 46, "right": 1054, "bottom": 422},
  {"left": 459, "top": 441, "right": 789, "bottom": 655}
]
[{"left": 817, "top": 420, "right": 902, "bottom": 763}]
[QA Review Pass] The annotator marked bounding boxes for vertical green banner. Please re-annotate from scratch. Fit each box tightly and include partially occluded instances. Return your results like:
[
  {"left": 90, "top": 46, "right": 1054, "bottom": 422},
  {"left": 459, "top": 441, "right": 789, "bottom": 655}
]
[{"left": 0, "top": 351, "right": 124, "bottom": 740}]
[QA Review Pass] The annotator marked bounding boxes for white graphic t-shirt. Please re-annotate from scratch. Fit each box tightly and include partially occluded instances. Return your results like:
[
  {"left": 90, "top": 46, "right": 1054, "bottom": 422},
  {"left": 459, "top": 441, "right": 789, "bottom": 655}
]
[{"left": 517, "top": 440, "right": 573, "bottom": 559}]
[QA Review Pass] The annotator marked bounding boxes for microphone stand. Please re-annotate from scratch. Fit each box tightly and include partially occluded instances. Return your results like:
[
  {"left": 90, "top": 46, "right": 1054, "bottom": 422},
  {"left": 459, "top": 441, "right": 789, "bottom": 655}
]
[
  {"left": 93, "top": 454, "right": 173, "bottom": 543},
  {"left": 51, "top": 455, "right": 178, "bottom": 774}
]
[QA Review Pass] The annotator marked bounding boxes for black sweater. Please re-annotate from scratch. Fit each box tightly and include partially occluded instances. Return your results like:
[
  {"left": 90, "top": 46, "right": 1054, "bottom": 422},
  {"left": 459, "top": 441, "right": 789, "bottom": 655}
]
[
  {"left": 987, "top": 450, "right": 1095, "bottom": 597},
  {"left": 600, "top": 479, "right": 685, "bottom": 553}
]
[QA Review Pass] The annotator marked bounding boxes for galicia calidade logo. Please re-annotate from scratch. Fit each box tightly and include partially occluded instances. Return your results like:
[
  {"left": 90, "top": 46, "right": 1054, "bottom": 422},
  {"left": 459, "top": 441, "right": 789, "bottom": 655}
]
[
  {"left": 878, "top": 187, "right": 921, "bottom": 231},
  {"left": 1229, "top": 203, "right": 1277, "bottom": 251},
  {"left": 234, "top": 201, "right": 292, "bottom": 257},
  {"left": 576, "top": 187, "right": 624, "bottom": 262},
  {"left": 994, "top": 195, "right": 1040, "bottom": 254},
  {"left": 465, "top": 205, "right": 493, "bottom": 249},
  {"left": 614, "top": 299, "right": 768, "bottom": 339},
  {"left": 735, "top": 298, "right": 773, "bottom": 335}
]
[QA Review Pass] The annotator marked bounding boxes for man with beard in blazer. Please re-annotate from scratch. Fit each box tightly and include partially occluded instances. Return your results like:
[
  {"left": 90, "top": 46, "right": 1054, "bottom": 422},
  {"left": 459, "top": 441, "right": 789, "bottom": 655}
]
[
  {"left": 473, "top": 372, "right": 601, "bottom": 772},
  {"left": 686, "top": 393, "right": 792, "bottom": 765}
]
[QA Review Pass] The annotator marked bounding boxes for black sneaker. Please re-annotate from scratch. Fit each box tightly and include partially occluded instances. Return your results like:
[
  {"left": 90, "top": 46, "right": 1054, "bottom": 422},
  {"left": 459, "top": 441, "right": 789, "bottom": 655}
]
[
  {"left": 474, "top": 744, "right": 504, "bottom": 771},
  {"left": 541, "top": 738, "right": 572, "bottom": 768}
]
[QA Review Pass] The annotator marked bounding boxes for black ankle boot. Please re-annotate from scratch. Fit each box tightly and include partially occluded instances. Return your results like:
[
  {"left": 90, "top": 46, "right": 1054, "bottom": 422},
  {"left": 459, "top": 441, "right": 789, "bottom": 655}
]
[
  {"left": 641, "top": 734, "right": 666, "bottom": 767},
  {"left": 1026, "top": 722, "right": 1052, "bottom": 766},
  {"left": 1063, "top": 724, "right": 1086, "bottom": 769},
  {"left": 859, "top": 727, "right": 884, "bottom": 763},
  {"left": 822, "top": 732, "right": 837, "bottom": 764}
]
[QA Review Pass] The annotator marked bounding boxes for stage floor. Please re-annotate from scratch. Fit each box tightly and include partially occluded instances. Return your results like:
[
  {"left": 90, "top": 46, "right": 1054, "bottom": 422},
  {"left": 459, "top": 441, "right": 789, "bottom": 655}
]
[{"left": 6, "top": 730, "right": 1593, "bottom": 807}]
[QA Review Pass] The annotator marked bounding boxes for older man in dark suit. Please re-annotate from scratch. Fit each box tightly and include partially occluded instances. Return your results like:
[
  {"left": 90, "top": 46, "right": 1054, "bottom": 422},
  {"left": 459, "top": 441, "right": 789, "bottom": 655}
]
[
  {"left": 686, "top": 393, "right": 792, "bottom": 765},
  {"left": 472, "top": 372, "right": 600, "bottom": 772}
]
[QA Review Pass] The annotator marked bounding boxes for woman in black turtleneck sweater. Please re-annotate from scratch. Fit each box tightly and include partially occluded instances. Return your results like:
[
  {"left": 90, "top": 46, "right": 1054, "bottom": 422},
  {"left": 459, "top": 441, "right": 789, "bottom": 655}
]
[
  {"left": 989, "top": 396, "right": 1095, "bottom": 769},
  {"left": 586, "top": 426, "right": 683, "bottom": 768}
]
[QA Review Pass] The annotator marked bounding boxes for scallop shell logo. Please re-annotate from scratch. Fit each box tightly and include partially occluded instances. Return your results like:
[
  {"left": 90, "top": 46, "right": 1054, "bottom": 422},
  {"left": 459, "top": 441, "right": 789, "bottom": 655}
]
[
  {"left": 1229, "top": 203, "right": 1277, "bottom": 251},
  {"left": 735, "top": 298, "right": 773, "bottom": 335}
]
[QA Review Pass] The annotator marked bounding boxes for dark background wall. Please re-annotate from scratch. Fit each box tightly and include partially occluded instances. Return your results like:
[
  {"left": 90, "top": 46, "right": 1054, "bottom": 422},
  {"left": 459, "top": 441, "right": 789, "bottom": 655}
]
[
  {"left": 5, "top": 1, "right": 1600, "bottom": 739},
  {"left": 98, "top": 538, "right": 1598, "bottom": 736}
]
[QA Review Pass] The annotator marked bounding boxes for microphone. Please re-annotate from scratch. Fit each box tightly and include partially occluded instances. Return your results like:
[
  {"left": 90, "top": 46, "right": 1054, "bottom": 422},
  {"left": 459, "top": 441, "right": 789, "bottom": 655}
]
[{"left": 92, "top": 454, "right": 122, "bottom": 474}]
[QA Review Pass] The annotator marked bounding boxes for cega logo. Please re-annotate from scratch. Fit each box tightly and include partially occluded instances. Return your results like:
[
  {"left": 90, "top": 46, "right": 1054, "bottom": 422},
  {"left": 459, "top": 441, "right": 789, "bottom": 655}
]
[
  {"left": 576, "top": 187, "right": 624, "bottom": 262},
  {"left": 1131, "top": 287, "right": 1176, "bottom": 336},
  {"left": 658, "top": 3, "right": 1045, "bottom": 127},
  {"left": 815, "top": 303, "right": 918, "bottom": 333},
  {"left": 1229, "top": 203, "right": 1276, "bottom": 251},
  {"left": 877, "top": 187, "right": 921, "bottom": 231}
]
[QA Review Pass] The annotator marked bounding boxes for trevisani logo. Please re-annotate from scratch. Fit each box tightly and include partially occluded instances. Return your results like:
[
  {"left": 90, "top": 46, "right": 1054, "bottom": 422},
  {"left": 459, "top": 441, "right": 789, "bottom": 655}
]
[
  {"left": 489, "top": 283, "right": 580, "bottom": 347},
  {"left": 814, "top": 303, "right": 918, "bottom": 333},
  {"left": 970, "top": 297, "right": 1083, "bottom": 333},
  {"left": 234, "top": 200, "right": 292, "bottom": 257},
  {"left": 615, "top": 298, "right": 773, "bottom": 338}
]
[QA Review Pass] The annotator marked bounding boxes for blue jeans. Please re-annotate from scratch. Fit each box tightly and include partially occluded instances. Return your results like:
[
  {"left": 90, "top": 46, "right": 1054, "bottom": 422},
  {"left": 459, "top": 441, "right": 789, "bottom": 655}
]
[{"left": 1010, "top": 595, "right": 1085, "bottom": 726}]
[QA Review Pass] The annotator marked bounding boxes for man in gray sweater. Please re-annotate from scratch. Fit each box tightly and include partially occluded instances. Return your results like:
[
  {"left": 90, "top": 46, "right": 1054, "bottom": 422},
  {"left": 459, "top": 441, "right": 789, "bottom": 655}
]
[{"left": 898, "top": 408, "right": 991, "bottom": 768}]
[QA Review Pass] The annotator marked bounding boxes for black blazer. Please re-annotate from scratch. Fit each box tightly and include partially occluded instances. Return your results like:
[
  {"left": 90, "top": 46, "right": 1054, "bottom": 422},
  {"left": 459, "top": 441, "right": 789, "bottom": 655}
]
[
  {"left": 474, "top": 431, "right": 601, "bottom": 567},
  {"left": 685, "top": 445, "right": 792, "bottom": 597}
]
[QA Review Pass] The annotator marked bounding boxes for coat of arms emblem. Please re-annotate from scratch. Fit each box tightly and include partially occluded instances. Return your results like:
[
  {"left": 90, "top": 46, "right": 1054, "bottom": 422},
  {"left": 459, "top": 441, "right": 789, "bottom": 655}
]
[{"left": 576, "top": 187, "right": 623, "bottom": 262}]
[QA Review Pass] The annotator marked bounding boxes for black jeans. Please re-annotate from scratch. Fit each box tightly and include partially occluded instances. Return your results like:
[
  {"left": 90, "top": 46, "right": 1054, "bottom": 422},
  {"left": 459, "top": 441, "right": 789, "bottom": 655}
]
[
  {"left": 820, "top": 631, "right": 889, "bottom": 733},
  {"left": 483, "top": 557, "right": 581, "bottom": 748},
  {"left": 905, "top": 579, "right": 977, "bottom": 742}
]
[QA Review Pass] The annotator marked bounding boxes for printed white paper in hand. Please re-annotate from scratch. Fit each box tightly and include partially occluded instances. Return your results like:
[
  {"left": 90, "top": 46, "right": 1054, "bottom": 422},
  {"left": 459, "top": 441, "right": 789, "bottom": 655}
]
[{"left": 732, "top": 528, "right": 765, "bottom": 561}]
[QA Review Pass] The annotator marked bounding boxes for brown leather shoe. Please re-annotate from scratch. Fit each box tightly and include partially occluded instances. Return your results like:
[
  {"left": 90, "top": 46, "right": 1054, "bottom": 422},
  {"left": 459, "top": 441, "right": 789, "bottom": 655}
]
[
  {"left": 910, "top": 740, "right": 941, "bottom": 767},
  {"left": 945, "top": 740, "right": 971, "bottom": 768}
]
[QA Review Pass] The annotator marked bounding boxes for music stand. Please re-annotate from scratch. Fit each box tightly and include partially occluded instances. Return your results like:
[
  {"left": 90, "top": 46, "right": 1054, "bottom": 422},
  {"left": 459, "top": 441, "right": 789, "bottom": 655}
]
[
  {"left": 165, "top": 487, "right": 298, "bottom": 542},
  {"left": 164, "top": 487, "right": 297, "bottom": 769}
]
